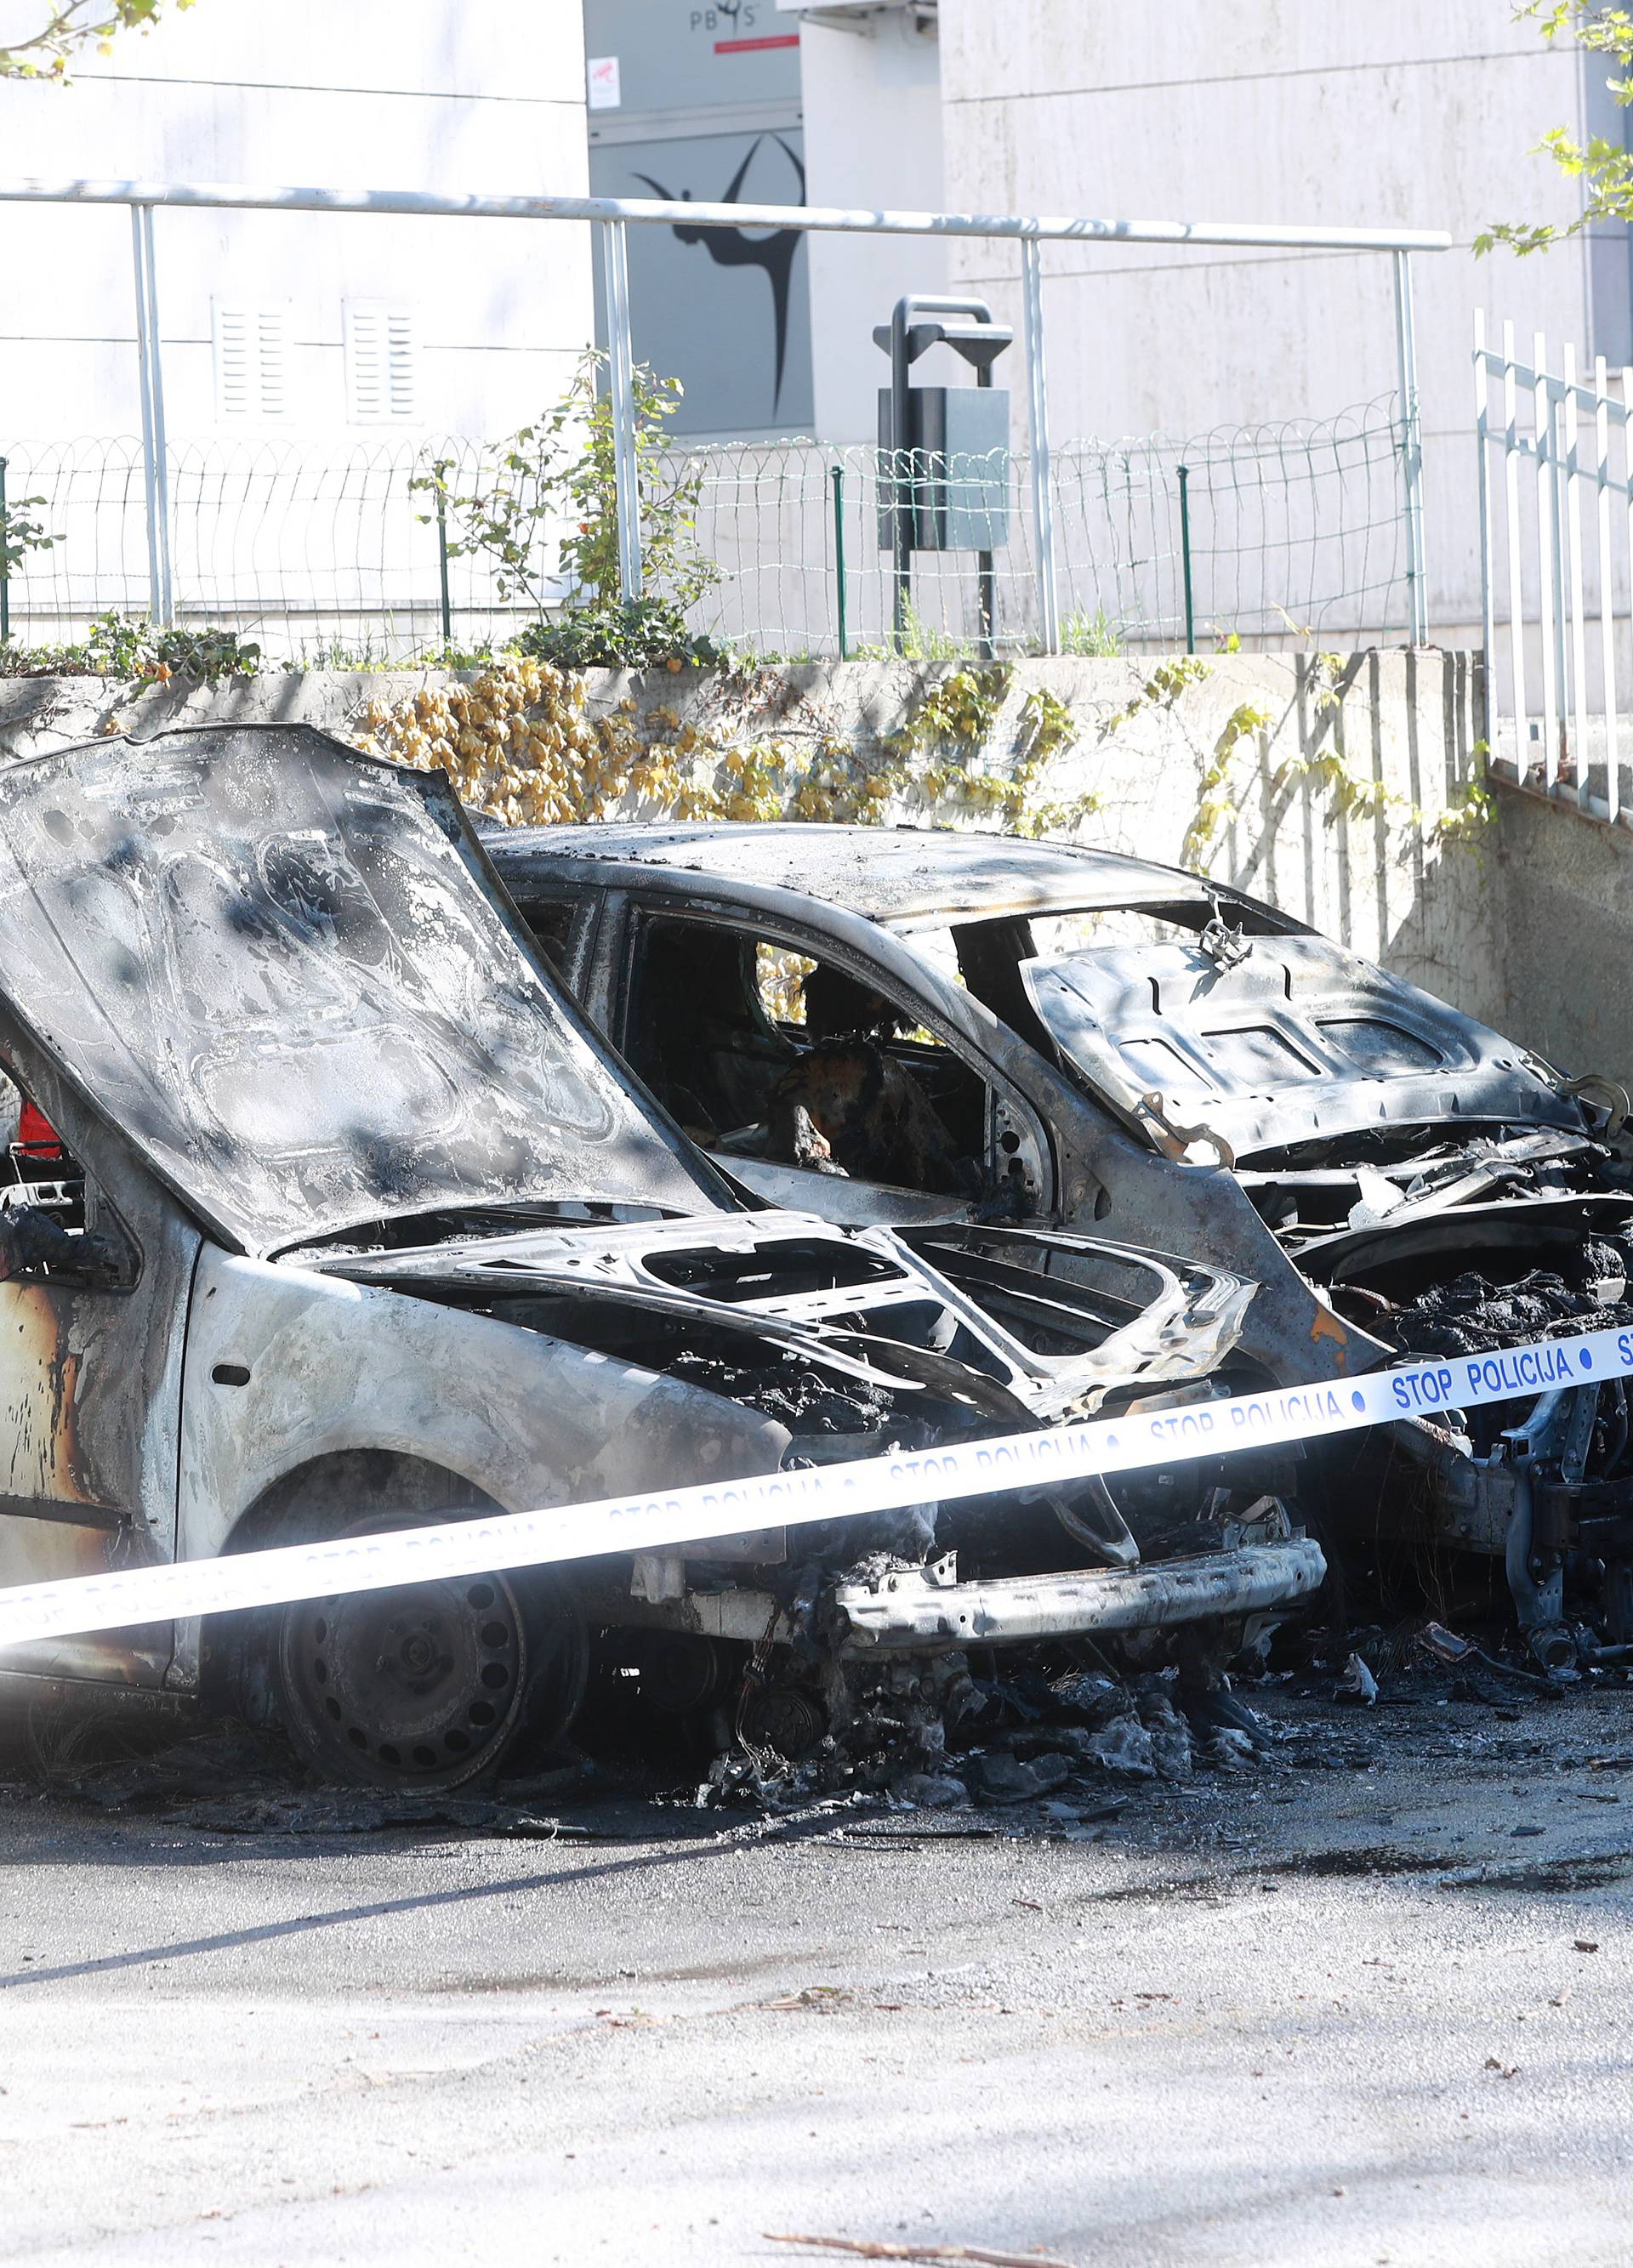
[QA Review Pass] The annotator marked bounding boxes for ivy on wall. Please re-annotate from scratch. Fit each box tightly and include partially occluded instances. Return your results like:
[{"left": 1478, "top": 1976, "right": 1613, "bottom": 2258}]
[
  {"left": 352, "top": 659, "right": 1100, "bottom": 840},
  {"left": 348, "top": 650, "right": 1492, "bottom": 879},
  {"left": 1177, "top": 653, "right": 1493, "bottom": 872}
]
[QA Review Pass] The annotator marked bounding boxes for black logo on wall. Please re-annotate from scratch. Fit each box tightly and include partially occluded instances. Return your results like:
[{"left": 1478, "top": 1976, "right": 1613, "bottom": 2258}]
[
  {"left": 688, "top": 4, "right": 760, "bottom": 33},
  {"left": 631, "top": 134, "right": 807, "bottom": 413}
]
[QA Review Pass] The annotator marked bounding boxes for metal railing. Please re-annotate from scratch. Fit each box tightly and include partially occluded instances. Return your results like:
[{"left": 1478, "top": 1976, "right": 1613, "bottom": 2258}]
[
  {"left": 0, "top": 175, "right": 1448, "bottom": 654},
  {"left": 1475, "top": 314, "right": 1633, "bottom": 823}
]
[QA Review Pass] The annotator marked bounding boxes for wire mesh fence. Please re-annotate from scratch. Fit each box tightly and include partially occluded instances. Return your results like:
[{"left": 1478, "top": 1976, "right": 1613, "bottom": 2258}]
[
  {"left": 0, "top": 436, "right": 538, "bottom": 659},
  {"left": 683, "top": 397, "right": 1408, "bottom": 657},
  {"left": 1055, "top": 397, "right": 1408, "bottom": 655},
  {"left": 0, "top": 395, "right": 1409, "bottom": 662}
]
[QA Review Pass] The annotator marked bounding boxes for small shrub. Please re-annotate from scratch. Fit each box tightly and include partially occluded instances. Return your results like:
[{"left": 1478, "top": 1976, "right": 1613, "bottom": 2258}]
[
  {"left": 0, "top": 611, "right": 261, "bottom": 682},
  {"left": 413, "top": 349, "right": 720, "bottom": 628},
  {"left": 510, "top": 600, "right": 727, "bottom": 672},
  {"left": 1060, "top": 608, "right": 1124, "bottom": 657}
]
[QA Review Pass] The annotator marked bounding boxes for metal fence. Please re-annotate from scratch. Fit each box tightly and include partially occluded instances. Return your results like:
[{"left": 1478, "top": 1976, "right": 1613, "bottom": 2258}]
[
  {"left": 0, "top": 175, "right": 1448, "bottom": 661},
  {"left": 687, "top": 401, "right": 1410, "bottom": 657},
  {"left": 1475, "top": 313, "right": 1633, "bottom": 825},
  {"left": 1, "top": 395, "right": 1411, "bottom": 663},
  {"left": 0, "top": 436, "right": 525, "bottom": 659}
]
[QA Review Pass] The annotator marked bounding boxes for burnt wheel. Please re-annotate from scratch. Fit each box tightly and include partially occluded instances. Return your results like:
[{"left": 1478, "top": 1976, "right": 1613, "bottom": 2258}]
[{"left": 274, "top": 1564, "right": 529, "bottom": 1790}]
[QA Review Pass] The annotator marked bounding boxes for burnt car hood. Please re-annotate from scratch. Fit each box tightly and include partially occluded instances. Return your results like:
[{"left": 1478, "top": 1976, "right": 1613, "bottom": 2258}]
[
  {"left": 0, "top": 725, "right": 723, "bottom": 1256},
  {"left": 1022, "top": 933, "right": 1580, "bottom": 1162}
]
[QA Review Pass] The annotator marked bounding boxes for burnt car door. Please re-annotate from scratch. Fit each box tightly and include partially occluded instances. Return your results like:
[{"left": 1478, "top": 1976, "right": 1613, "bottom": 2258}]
[
  {"left": 0, "top": 1064, "right": 198, "bottom": 1690},
  {"left": 598, "top": 897, "right": 1055, "bottom": 1229}
]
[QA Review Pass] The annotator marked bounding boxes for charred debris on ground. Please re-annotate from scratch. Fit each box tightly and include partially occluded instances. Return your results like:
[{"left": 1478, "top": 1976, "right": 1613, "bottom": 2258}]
[{"left": 11, "top": 1615, "right": 1620, "bottom": 1845}]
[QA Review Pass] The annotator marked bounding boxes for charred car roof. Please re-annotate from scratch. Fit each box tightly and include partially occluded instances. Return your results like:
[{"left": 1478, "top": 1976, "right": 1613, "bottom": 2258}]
[
  {"left": 492, "top": 821, "right": 1303, "bottom": 931},
  {"left": 0, "top": 725, "right": 727, "bottom": 1255}
]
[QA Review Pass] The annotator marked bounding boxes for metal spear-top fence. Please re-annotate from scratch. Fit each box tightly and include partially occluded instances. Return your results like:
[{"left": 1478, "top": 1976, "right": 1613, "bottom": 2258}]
[
  {"left": 1475, "top": 313, "right": 1633, "bottom": 826},
  {"left": 0, "top": 176, "right": 1449, "bottom": 656}
]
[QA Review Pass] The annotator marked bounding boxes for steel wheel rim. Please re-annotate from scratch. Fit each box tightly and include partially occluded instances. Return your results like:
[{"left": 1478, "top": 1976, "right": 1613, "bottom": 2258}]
[{"left": 277, "top": 1570, "right": 528, "bottom": 1788}]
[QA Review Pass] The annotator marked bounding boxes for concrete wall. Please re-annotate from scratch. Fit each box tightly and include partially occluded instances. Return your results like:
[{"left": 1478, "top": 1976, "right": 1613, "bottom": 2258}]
[
  {"left": 0, "top": 645, "right": 1502, "bottom": 1037},
  {"left": 935, "top": 0, "right": 1613, "bottom": 646},
  {"left": 0, "top": 1, "right": 592, "bottom": 441},
  {"left": 21, "top": 638, "right": 1633, "bottom": 1091},
  {"left": 1487, "top": 777, "right": 1633, "bottom": 1085}
]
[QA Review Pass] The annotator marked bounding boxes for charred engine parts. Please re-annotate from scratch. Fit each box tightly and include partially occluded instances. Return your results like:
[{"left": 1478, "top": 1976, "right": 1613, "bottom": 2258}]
[{"left": 1338, "top": 1253, "right": 1633, "bottom": 1668}]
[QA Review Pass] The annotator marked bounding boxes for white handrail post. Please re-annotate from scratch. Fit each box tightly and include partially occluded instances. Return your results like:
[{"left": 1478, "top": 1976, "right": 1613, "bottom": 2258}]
[
  {"left": 1393, "top": 249, "right": 1427, "bottom": 644},
  {"left": 1622, "top": 361, "right": 1633, "bottom": 818},
  {"left": 1473, "top": 310, "right": 1494, "bottom": 682},
  {"left": 130, "top": 201, "right": 174, "bottom": 625},
  {"left": 1535, "top": 332, "right": 1562, "bottom": 789},
  {"left": 1500, "top": 320, "right": 1528, "bottom": 781},
  {"left": 1594, "top": 351, "right": 1619, "bottom": 824},
  {"left": 1562, "top": 341, "right": 1590, "bottom": 803},
  {"left": 599, "top": 218, "right": 642, "bottom": 604},
  {"left": 1021, "top": 235, "right": 1060, "bottom": 654}
]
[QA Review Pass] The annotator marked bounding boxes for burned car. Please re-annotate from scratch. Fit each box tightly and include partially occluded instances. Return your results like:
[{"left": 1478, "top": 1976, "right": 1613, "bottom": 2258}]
[
  {"left": 0, "top": 728, "right": 1321, "bottom": 1788},
  {"left": 488, "top": 820, "right": 1633, "bottom": 1667}
]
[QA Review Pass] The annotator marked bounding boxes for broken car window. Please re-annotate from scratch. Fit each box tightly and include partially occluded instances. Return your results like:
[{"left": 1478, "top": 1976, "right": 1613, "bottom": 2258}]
[
  {"left": 755, "top": 941, "right": 818, "bottom": 1027},
  {"left": 0, "top": 1070, "right": 123, "bottom": 1284},
  {"left": 1026, "top": 907, "right": 1217, "bottom": 958},
  {"left": 628, "top": 914, "right": 990, "bottom": 1201},
  {"left": 525, "top": 899, "right": 577, "bottom": 975}
]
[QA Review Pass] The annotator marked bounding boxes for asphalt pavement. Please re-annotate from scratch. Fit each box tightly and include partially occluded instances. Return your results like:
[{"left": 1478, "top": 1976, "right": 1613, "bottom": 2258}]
[{"left": 3, "top": 1685, "right": 1633, "bottom": 2266}]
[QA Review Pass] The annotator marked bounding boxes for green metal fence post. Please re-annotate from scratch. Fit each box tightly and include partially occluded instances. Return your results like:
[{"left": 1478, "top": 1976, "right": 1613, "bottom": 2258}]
[
  {"left": 0, "top": 458, "right": 9, "bottom": 646},
  {"left": 831, "top": 463, "right": 848, "bottom": 661},
  {"left": 435, "top": 486, "right": 452, "bottom": 646},
  {"left": 1177, "top": 463, "right": 1195, "bottom": 656}
]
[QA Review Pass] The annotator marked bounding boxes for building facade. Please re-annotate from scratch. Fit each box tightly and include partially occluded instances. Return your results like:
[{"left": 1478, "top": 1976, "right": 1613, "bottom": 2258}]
[
  {"left": 0, "top": 0, "right": 1613, "bottom": 650},
  {"left": 0, "top": 1, "right": 592, "bottom": 442},
  {"left": 931, "top": 1, "right": 1616, "bottom": 645},
  {"left": 605, "top": 0, "right": 1612, "bottom": 639}
]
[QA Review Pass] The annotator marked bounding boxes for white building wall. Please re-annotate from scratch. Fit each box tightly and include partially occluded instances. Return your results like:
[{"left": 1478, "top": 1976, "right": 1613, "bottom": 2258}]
[
  {"left": 936, "top": 0, "right": 1610, "bottom": 642},
  {"left": 0, "top": 0, "right": 593, "bottom": 441},
  {"left": 797, "top": 9, "right": 947, "bottom": 442}
]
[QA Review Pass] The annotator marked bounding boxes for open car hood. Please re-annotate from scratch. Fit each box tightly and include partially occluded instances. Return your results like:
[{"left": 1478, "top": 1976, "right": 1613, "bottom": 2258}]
[
  {"left": 1022, "top": 933, "right": 1583, "bottom": 1161},
  {"left": 0, "top": 725, "right": 723, "bottom": 1254}
]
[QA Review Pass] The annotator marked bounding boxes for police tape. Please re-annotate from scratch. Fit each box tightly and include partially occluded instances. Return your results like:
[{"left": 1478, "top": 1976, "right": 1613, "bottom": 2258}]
[{"left": 2, "top": 1319, "right": 1630, "bottom": 1652}]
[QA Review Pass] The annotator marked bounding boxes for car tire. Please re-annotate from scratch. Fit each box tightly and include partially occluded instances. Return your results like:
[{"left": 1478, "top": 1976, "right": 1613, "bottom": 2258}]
[{"left": 273, "top": 1519, "right": 535, "bottom": 1789}]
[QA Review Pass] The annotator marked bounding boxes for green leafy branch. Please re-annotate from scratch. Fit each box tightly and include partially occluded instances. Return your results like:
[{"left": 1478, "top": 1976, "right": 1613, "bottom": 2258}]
[
  {"left": 1181, "top": 702, "right": 1273, "bottom": 868},
  {"left": 1102, "top": 655, "right": 1212, "bottom": 736},
  {"left": 0, "top": 493, "right": 56, "bottom": 583},
  {"left": 1428, "top": 759, "right": 1497, "bottom": 858},
  {"left": 1277, "top": 747, "right": 1398, "bottom": 823},
  {"left": 1, "top": 0, "right": 193, "bottom": 78},
  {"left": 1477, "top": 4, "right": 1633, "bottom": 254},
  {"left": 411, "top": 348, "right": 719, "bottom": 623},
  {"left": 873, "top": 667, "right": 1096, "bottom": 837},
  {"left": 884, "top": 662, "right": 1012, "bottom": 759}
]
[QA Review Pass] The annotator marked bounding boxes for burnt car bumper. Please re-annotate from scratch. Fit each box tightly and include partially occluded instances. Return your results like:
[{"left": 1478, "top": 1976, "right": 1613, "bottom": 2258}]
[
  {"left": 828, "top": 1536, "right": 1327, "bottom": 1652},
  {"left": 602, "top": 1535, "right": 1326, "bottom": 1657}
]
